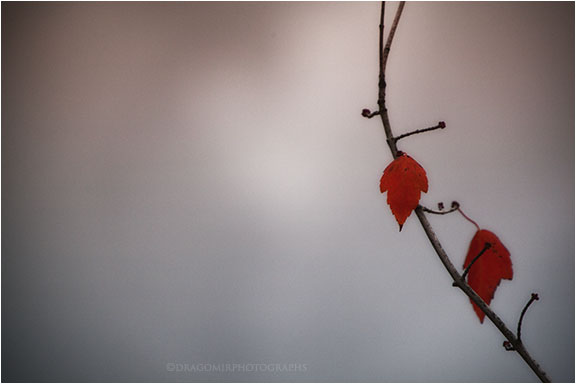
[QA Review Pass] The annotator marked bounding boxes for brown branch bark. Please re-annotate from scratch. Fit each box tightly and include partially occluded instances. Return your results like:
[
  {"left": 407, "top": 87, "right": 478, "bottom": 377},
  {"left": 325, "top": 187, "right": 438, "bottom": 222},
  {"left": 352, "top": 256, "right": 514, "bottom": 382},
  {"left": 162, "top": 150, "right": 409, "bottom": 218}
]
[
  {"left": 378, "top": 1, "right": 404, "bottom": 156},
  {"left": 517, "top": 293, "right": 540, "bottom": 343},
  {"left": 393, "top": 121, "right": 446, "bottom": 142},
  {"left": 375, "top": 2, "right": 550, "bottom": 382}
]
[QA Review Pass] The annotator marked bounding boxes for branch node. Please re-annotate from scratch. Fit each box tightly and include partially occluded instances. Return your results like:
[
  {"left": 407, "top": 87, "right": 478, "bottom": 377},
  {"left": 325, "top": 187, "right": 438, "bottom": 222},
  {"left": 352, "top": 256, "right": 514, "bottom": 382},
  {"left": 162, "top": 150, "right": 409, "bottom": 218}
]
[{"left": 503, "top": 341, "right": 516, "bottom": 351}]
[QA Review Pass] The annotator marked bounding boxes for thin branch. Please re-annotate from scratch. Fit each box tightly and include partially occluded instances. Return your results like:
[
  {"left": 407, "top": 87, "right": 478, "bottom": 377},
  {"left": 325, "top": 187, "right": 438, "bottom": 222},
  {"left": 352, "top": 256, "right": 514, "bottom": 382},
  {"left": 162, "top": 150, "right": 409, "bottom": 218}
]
[
  {"left": 382, "top": 2, "right": 405, "bottom": 77},
  {"left": 461, "top": 242, "right": 491, "bottom": 281},
  {"left": 378, "top": 1, "right": 405, "bottom": 157},
  {"left": 374, "top": 3, "right": 550, "bottom": 381},
  {"left": 517, "top": 293, "right": 540, "bottom": 343},
  {"left": 420, "top": 201, "right": 459, "bottom": 215},
  {"left": 414, "top": 209, "right": 550, "bottom": 382},
  {"left": 504, "top": 293, "right": 540, "bottom": 351},
  {"left": 394, "top": 121, "right": 446, "bottom": 142},
  {"left": 379, "top": 2, "right": 385, "bottom": 78}
]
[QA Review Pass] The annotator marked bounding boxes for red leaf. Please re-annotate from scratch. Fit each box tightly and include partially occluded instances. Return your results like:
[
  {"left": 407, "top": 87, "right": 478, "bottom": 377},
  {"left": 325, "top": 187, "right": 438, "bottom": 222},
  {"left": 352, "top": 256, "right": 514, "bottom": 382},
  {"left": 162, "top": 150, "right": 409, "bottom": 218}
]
[
  {"left": 464, "top": 229, "right": 513, "bottom": 323},
  {"left": 380, "top": 152, "right": 428, "bottom": 231}
]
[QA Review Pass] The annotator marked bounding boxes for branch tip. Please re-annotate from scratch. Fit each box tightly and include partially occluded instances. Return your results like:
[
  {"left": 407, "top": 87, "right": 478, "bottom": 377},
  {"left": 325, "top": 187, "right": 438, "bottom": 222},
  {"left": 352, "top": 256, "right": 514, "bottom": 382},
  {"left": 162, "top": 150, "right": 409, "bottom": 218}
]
[
  {"left": 517, "top": 293, "right": 540, "bottom": 343},
  {"left": 362, "top": 108, "right": 380, "bottom": 118},
  {"left": 393, "top": 122, "right": 447, "bottom": 142}
]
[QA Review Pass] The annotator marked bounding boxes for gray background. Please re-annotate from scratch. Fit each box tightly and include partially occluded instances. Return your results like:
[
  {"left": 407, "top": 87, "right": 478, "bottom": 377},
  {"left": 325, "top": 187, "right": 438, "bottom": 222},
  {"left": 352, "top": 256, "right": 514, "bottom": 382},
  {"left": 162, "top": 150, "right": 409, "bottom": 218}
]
[{"left": 2, "top": 2, "right": 574, "bottom": 382}]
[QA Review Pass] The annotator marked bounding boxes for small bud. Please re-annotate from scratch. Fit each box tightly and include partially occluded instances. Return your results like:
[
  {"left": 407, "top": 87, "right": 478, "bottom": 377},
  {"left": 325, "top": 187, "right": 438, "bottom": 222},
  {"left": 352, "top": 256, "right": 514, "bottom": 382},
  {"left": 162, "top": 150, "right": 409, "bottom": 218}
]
[
  {"left": 361, "top": 109, "right": 371, "bottom": 117},
  {"left": 503, "top": 341, "right": 515, "bottom": 351},
  {"left": 438, "top": 202, "right": 445, "bottom": 211},
  {"left": 531, "top": 293, "right": 540, "bottom": 301},
  {"left": 438, "top": 121, "right": 446, "bottom": 128},
  {"left": 451, "top": 201, "right": 459, "bottom": 209}
]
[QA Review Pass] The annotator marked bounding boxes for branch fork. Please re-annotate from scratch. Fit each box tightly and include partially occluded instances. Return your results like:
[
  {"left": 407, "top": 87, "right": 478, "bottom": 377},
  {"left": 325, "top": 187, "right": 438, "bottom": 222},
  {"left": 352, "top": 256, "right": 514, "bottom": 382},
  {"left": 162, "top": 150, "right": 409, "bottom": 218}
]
[{"left": 371, "top": 2, "right": 550, "bottom": 381}]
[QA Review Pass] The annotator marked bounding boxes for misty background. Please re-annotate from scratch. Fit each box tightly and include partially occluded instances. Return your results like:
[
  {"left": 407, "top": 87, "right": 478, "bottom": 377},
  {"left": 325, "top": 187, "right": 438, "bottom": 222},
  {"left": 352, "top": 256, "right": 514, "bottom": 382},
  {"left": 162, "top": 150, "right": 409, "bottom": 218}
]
[{"left": 2, "top": 2, "right": 574, "bottom": 382}]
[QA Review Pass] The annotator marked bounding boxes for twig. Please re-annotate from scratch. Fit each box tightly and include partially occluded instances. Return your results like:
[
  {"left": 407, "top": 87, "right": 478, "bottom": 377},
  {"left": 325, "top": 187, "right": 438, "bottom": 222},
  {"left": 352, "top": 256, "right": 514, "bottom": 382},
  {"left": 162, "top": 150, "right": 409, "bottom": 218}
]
[
  {"left": 461, "top": 242, "right": 491, "bottom": 281},
  {"left": 361, "top": 108, "right": 380, "bottom": 118},
  {"left": 374, "top": 2, "right": 550, "bottom": 381},
  {"left": 420, "top": 201, "right": 459, "bottom": 215},
  {"left": 394, "top": 121, "right": 446, "bottom": 142},
  {"left": 382, "top": 2, "right": 405, "bottom": 77},
  {"left": 504, "top": 293, "right": 540, "bottom": 351},
  {"left": 517, "top": 293, "right": 540, "bottom": 343},
  {"left": 415, "top": 208, "right": 550, "bottom": 382},
  {"left": 378, "top": 1, "right": 405, "bottom": 157}
]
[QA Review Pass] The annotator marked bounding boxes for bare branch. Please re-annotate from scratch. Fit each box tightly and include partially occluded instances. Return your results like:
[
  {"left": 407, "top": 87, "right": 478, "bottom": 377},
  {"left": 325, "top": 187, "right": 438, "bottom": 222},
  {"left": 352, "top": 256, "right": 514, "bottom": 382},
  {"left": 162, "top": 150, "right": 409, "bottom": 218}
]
[
  {"left": 517, "top": 293, "right": 540, "bottom": 343},
  {"left": 414, "top": 208, "right": 550, "bottom": 382},
  {"left": 382, "top": 2, "right": 405, "bottom": 77},
  {"left": 372, "top": 3, "right": 550, "bottom": 381},
  {"left": 378, "top": 1, "right": 405, "bottom": 157},
  {"left": 420, "top": 201, "right": 459, "bottom": 215},
  {"left": 394, "top": 121, "right": 446, "bottom": 142}
]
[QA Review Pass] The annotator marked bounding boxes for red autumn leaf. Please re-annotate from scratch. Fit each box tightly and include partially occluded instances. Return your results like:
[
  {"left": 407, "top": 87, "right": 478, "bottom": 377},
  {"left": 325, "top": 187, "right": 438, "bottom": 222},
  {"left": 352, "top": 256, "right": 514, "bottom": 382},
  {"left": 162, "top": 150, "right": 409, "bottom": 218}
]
[
  {"left": 464, "top": 229, "right": 513, "bottom": 323},
  {"left": 380, "top": 152, "right": 428, "bottom": 231}
]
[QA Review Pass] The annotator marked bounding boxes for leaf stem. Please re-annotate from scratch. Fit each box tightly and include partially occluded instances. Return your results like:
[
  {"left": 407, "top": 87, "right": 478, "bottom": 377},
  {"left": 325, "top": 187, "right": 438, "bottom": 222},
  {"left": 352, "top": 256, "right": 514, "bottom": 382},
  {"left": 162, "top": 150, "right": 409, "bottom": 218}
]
[
  {"left": 457, "top": 206, "right": 481, "bottom": 231},
  {"left": 461, "top": 242, "right": 491, "bottom": 281}
]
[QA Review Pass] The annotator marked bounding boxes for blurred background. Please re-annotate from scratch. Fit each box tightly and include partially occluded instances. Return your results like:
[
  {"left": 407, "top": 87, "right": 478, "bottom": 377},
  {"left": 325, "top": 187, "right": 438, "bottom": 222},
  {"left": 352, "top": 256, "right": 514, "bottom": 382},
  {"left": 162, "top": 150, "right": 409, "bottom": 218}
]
[{"left": 2, "top": 2, "right": 573, "bottom": 382}]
